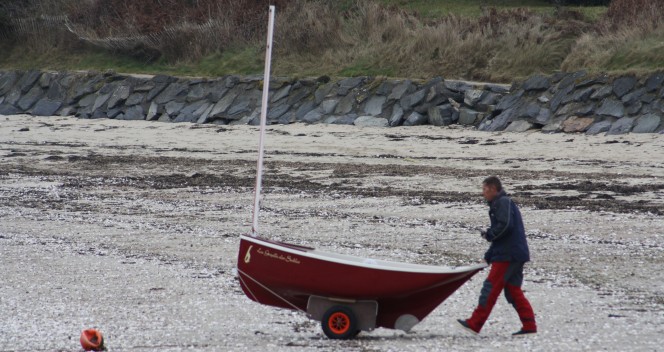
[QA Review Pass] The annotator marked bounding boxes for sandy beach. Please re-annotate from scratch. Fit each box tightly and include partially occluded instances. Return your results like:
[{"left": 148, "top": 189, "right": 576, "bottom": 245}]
[{"left": 0, "top": 115, "right": 662, "bottom": 351}]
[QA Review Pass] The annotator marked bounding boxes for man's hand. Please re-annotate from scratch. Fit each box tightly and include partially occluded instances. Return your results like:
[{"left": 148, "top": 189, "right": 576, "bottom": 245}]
[{"left": 480, "top": 229, "right": 487, "bottom": 239}]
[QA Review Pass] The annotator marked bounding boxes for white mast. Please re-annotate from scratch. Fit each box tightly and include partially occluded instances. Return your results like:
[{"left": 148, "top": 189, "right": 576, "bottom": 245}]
[{"left": 251, "top": 6, "right": 276, "bottom": 236}]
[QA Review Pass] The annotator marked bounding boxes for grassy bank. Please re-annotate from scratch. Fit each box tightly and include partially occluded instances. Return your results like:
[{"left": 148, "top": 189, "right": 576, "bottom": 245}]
[{"left": 0, "top": 0, "right": 662, "bottom": 82}]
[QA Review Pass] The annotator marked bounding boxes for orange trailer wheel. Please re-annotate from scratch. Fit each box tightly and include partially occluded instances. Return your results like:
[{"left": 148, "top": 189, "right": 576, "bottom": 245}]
[
  {"left": 80, "top": 329, "right": 105, "bottom": 351},
  {"left": 321, "top": 306, "right": 358, "bottom": 340}
]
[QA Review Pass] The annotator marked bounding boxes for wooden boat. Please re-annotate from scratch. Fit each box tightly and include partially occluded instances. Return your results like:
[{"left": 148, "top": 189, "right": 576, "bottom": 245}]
[
  {"left": 236, "top": 6, "right": 486, "bottom": 339},
  {"left": 237, "top": 235, "right": 485, "bottom": 338}
]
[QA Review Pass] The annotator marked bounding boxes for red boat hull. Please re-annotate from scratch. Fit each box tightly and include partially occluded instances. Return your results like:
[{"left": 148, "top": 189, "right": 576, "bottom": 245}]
[{"left": 237, "top": 235, "right": 485, "bottom": 330}]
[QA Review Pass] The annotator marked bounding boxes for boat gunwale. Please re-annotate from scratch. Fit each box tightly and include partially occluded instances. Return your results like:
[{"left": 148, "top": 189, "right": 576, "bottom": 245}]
[{"left": 240, "top": 235, "right": 488, "bottom": 274}]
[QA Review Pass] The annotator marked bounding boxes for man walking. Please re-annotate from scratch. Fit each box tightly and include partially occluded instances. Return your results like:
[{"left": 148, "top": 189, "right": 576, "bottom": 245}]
[{"left": 458, "top": 176, "right": 537, "bottom": 336}]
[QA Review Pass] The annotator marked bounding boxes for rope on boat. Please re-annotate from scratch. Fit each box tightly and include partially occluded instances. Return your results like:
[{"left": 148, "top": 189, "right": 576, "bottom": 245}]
[{"left": 237, "top": 268, "right": 306, "bottom": 313}]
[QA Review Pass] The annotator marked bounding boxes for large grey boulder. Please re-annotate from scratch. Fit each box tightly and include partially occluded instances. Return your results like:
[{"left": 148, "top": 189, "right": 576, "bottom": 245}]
[
  {"left": 570, "top": 87, "right": 595, "bottom": 103},
  {"left": 621, "top": 88, "right": 645, "bottom": 106},
  {"left": 17, "top": 70, "right": 42, "bottom": 94},
  {"left": 606, "top": 117, "right": 634, "bottom": 135},
  {"left": 210, "top": 91, "right": 238, "bottom": 117},
  {"left": 505, "top": 120, "right": 534, "bottom": 132},
  {"left": 121, "top": 105, "right": 145, "bottom": 120},
  {"left": 354, "top": 116, "right": 388, "bottom": 127},
  {"left": 17, "top": 86, "right": 44, "bottom": 111},
  {"left": 0, "top": 104, "right": 19, "bottom": 115},
  {"left": 479, "top": 108, "right": 514, "bottom": 132},
  {"left": 403, "top": 112, "right": 427, "bottom": 126},
  {"left": 400, "top": 89, "right": 427, "bottom": 110},
  {"left": 320, "top": 99, "right": 339, "bottom": 114},
  {"left": 331, "top": 115, "right": 358, "bottom": 125},
  {"left": 106, "top": 84, "right": 131, "bottom": 109},
  {"left": 154, "top": 82, "right": 187, "bottom": 104},
  {"left": 496, "top": 90, "right": 524, "bottom": 111},
  {"left": 464, "top": 89, "right": 485, "bottom": 107},
  {"left": 335, "top": 93, "right": 356, "bottom": 115},
  {"left": 632, "top": 114, "right": 662, "bottom": 133},
  {"left": 314, "top": 83, "right": 334, "bottom": 104},
  {"left": 550, "top": 84, "right": 574, "bottom": 112},
  {"left": 31, "top": 99, "right": 62, "bottom": 116},
  {"left": 428, "top": 104, "right": 457, "bottom": 126},
  {"left": 46, "top": 81, "right": 67, "bottom": 101},
  {"left": 645, "top": 72, "right": 664, "bottom": 92},
  {"left": 516, "top": 102, "right": 541, "bottom": 120},
  {"left": 523, "top": 75, "right": 551, "bottom": 91},
  {"left": 125, "top": 93, "right": 144, "bottom": 106},
  {"left": 267, "top": 103, "right": 290, "bottom": 120},
  {"left": 586, "top": 120, "right": 613, "bottom": 135},
  {"left": 534, "top": 108, "right": 553, "bottom": 125},
  {"left": 0, "top": 71, "right": 18, "bottom": 95},
  {"left": 590, "top": 85, "right": 613, "bottom": 100},
  {"left": 337, "top": 77, "right": 365, "bottom": 95},
  {"left": 612, "top": 76, "right": 637, "bottom": 98},
  {"left": 596, "top": 99, "right": 625, "bottom": 118},
  {"left": 295, "top": 100, "right": 316, "bottom": 120},
  {"left": 458, "top": 108, "right": 481, "bottom": 126},
  {"left": 5, "top": 88, "right": 22, "bottom": 106},
  {"left": 388, "top": 105, "right": 404, "bottom": 126},
  {"left": 301, "top": 109, "right": 323, "bottom": 123},
  {"left": 364, "top": 96, "right": 386, "bottom": 116},
  {"left": 270, "top": 85, "right": 291, "bottom": 103},
  {"left": 92, "top": 92, "right": 112, "bottom": 112}
]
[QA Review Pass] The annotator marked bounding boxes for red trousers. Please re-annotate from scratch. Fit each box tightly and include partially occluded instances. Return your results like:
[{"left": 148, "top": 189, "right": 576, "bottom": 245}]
[{"left": 467, "top": 261, "right": 537, "bottom": 332}]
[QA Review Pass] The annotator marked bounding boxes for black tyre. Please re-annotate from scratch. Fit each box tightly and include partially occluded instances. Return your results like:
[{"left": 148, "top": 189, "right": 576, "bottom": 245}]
[{"left": 321, "top": 305, "right": 359, "bottom": 340}]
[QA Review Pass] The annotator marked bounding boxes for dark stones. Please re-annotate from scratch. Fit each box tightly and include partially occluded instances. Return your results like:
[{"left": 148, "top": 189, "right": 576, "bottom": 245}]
[
  {"left": 612, "top": 76, "right": 637, "bottom": 98},
  {"left": 17, "top": 86, "right": 44, "bottom": 111},
  {"left": 0, "top": 104, "right": 19, "bottom": 115},
  {"left": 0, "top": 71, "right": 18, "bottom": 95},
  {"left": 586, "top": 120, "right": 613, "bottom": 135},
  {"left": 505, "top": 120, "right": 533, "bottom": 132},
  {"left": 400, "top": 89, "right": 427, "bottom": 110},
  {"left": 155, "top": 83, "right": 188, "bottom": 104},
  {"left": 125, "top": 93, "right": 145, "bottom": 106},
  {"left": 590, "top": 85, "right": 613, "bottom": 100},
  {"left": 428, "top": 104, "right": 457, "bottom": 126},
  {"left": 596, "top": 99, "right": 625, "bottom": 118},
  {"left": 403, "top": 112, "right": 427, "bottom": 126},
  {"left": 388, "top": 105, "right": 404, "bottom": 126},
  {"left": 632, "top": 114, "right": 662, "bottom": 133},
  {"left": 606, "top": 117, "right": 634, "bottom": 135},
  {"left": 17, "top": 70, "right": 42, "bottom": 94},
  {"left": 479, "top": 108, "right": 514, "bottom": 132},
  {"left": 523, "top": 75, "right": 551, "bottom": 91},
  {"left": 645, "top": 72, "right": 664, "bottom": 92},
  {"left": 458, "top": 108, "right": 481, "bottom": 126},
  {"left": 534, "top": 108, "right": 553, "bottom": 125},
  {"left": 31, "top": 99, "right": 62, "bottom": 116},
  {"left": 353, "top": 116, "right": 388, "bottom": 127},
  {"left": 363, "top": 96, "right": 386, "bottom": 116},
  {"left": 301, "top": 110, "right": 323, "bottom": 123},
  {"left": 496, "top": 90, "right": 524, "bottom": 111},
  {"left": 621, "top": 88, "right": 645, "bottom": 106},
  {"left": 337, "top": 77, "right": 365, "bottom": 95},
  {"left": 270, "top": 85, "right": 291, "bottom": 103},
  {"left": 120, "top": 106, "right": 144, "bottom": 120}
]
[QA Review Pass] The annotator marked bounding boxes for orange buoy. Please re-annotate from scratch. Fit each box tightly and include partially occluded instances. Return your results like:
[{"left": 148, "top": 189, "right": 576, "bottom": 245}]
[{"left": 80, "top": 329, "right": 105, "bottom": 351}]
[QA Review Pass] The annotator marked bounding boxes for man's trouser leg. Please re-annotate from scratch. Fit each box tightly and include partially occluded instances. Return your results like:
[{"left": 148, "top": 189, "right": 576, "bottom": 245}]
[
  {"left": 466, "top": 261, "right": 510, "bottom": 332},
  {"left": 503, "top": 263, "right": 537, "bottom": 331}
]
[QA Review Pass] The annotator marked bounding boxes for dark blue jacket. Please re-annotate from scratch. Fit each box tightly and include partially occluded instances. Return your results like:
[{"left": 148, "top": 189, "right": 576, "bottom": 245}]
[{"left": 484, "top": 191, "right": 530, "bottom": 263}]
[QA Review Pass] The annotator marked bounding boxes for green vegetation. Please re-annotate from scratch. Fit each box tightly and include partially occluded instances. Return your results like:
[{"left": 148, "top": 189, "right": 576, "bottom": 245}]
[
  {"left": 378, "top": 0, "right": 606, "bottom": 18},
  {"left": 0, "top": 0, "right": 661, "bottom": 82}
]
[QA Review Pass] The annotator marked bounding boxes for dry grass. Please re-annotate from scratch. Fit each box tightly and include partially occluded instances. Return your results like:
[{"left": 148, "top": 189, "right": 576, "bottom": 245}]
[
  {"left": 1, "top": 0, "right": 662, "bottom": 82},
  {"left": 274, "top": 2, "right": 589, "bottom": 81}
]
